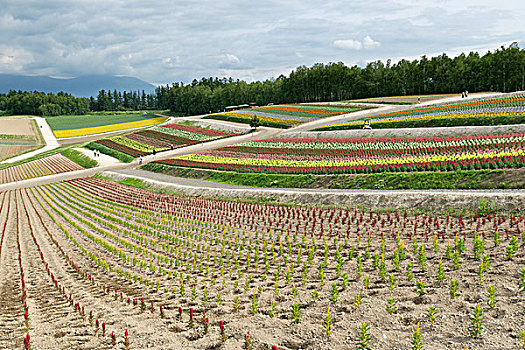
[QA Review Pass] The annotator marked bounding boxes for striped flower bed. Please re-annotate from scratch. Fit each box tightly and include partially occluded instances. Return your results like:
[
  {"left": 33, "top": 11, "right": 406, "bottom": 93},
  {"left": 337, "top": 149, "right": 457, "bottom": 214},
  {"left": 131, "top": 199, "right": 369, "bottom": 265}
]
[
  {"left": 204, "top": 104, "right": 365, "bottom": 128},
  {"left": 317, "top": 94, "right": 525, "bottom": 130},
  {"left": 89, "top": 123, "right": 243, "bottom": 159},
  {"left": 155, "top": 133, "right": 525, "bottom": 174},
  {"left": 0, "top": 154, "right": 84, "bottom": 184}
]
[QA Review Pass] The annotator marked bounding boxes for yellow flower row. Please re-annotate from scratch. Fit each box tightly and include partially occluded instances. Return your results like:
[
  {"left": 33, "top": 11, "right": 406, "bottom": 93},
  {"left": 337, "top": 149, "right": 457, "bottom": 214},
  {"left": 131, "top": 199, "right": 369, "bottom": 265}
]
[
  {"left": 324, "top": 111, "right": 525, "bottom": 128},
  {"left": 53, "top": 117, "right": 168, "bottom": 138},
  {"left": 217, "top": 112, "right": 300, "bottom": 125},
  {"left": 176, "top": 148, "right": 525, "bottom": 168}
]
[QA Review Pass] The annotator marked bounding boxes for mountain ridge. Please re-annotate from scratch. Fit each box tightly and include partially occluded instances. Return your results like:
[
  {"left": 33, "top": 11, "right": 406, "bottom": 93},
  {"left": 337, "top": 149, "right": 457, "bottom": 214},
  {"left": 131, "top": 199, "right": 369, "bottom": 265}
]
[{"left": 0, "top": 74, "right": 156, "bottom": 97}]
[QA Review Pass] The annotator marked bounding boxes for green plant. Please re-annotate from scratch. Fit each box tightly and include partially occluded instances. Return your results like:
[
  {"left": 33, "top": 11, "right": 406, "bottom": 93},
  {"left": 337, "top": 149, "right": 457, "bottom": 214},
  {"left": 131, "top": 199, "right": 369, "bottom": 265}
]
[
  {"left": 269, "top": 300, "right": 277, "bottom": 318},
  {"left": 469, "top": 305, "right": 485, "bottom": 338},
  {"left": 417, "top": 244, "right": 427, "bottom": 271},
  {"left": 427, "top": 305, "right": 438, "bottom": 325},
  {"left": 494, "top": 229, "right": 501, "bottom": 246},
  {"left": 251, "top": 289, "right": 258, "bottom": 314},
  {"left": 330, "top": 282, "right": 339, "bottom": 304},
  {"left": 363, "top": 276, "right": 370, "bottom": 290},
  {"left": 453, "top": 250, "right": 460, "bottom": 270},
  {"left": 356, "top": 322, "right": 372, "bottom": 350},
  {"left": 410, "top": 322, "right": 423, "bottom": 350},
  {"left": 233, "top": 295, "right": 241, "bottom": 312},
  {"left": 416, "top": 280, "right": 427, "bottom": 296},
  {"left": 437, "top": 257, "right": 445, "bottom": 283},
  {"left": 386, "top": 298, "right": 398, "bottom": 315},
  {"left": 478, "top": 260, "right": 485, "bottom": 285},
  {"left": 324, "top": 305, "right": 333, "bottom": 336},
  {"left": 311, "top": 289, "right": 319, "bottom": 300},
  {"left": 486, "top": 285, "right": 499, "bottom": 308},
  {"left": 353, "top": 294, "right": 362, "bottom": 308},
  {"left": 450, "top": 279, "right": 459, "bottom": 299},
  {"left": 519, "top": 329, "right": 525, "bottom": 348},
  {"left": 291, "top": 303, "right": 301, "bottom": 324},
  {"left": 407, "top": 261, "right": 414, "bottom": 281},
  {"left": 388, "top": 274, "right": 397, "bottom": 291}
]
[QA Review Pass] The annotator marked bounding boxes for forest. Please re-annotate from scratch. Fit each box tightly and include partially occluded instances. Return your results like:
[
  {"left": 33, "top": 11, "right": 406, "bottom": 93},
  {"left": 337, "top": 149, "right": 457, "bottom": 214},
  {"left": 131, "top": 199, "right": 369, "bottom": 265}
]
[{"left": 1, "top": 43, "right": 524, "bottom": 116}]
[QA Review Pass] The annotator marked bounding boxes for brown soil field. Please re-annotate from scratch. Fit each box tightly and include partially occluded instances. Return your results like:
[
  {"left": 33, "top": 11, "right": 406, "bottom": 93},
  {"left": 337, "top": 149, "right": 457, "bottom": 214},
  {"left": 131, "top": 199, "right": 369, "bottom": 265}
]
[
  {"left": 347, "top": 93, "right": 491, "bottom": 104},
  {"left": 1, "top": 177, "right": 523, "bottom": 349},
  {"left": 0, "top": 117, "right": 35, "bottom": 135}
]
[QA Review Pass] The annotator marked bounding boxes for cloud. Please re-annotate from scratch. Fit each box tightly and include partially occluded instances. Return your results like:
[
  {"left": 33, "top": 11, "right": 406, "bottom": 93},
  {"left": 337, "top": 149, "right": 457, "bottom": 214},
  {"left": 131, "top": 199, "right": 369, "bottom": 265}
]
[
  {"left": 0, "top": 0, "right": 523, "bottom": 84},
  {"left": 333, "top": 36, "right": 380, "bottom": 50},
  {"left": 333, "top": 39, "right": 363, "bottom": 50},
  {"left": 362, "top": 36, "right": 380, "bottom": 49}
]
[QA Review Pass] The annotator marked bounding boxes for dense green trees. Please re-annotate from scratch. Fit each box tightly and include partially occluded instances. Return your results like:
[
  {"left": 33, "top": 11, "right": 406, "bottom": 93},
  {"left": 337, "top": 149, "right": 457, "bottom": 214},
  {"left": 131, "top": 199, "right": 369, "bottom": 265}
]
[
  {"left": 0, "top": 90, "right": 90, "bottom": 116},
  {"left": 1, "top": 43, "right": 524, "bottom": 117}
]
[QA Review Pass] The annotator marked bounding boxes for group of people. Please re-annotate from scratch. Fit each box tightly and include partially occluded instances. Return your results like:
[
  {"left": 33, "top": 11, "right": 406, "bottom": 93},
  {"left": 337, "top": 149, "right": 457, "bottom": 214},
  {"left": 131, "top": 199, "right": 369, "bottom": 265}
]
[
  {"left": 93, "top": 150, "right": 101, "bottom": 157},
  {"left": 462, "top": 90, "right": 469, "bottom": 98}
]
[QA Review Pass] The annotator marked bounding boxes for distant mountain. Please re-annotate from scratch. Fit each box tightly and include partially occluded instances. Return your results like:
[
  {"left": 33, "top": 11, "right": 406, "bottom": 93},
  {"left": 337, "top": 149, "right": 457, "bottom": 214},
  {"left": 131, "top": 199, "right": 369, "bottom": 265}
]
[{"left": 0, "top": 74, "right": 156, "bottom": 97}]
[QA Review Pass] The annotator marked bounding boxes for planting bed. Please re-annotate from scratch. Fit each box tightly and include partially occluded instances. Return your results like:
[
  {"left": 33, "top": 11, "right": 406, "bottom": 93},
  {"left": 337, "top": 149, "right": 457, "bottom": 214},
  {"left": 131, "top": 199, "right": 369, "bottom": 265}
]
[
  {"left": 1, "top": 177, "right": 523, "bottom": 349},
  {"left": 205, "top": 105, "right": 367, "bottom": 128},
  {"left": 154, "top": 132, "right": 525, "bottom": 174},
  {"left": 318, "top": 93, "right": 525, "bottom": 130},
  {"left": 0, "top": 154, "right": 84, "bottom": 184},
  {"left": 87, "top": 123, "right": 244, "bottom": 161}
]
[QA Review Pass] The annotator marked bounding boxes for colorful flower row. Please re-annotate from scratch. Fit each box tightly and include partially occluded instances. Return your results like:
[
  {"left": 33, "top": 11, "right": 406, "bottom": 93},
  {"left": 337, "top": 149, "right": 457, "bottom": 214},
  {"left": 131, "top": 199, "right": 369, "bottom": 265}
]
[
  {"left": 317, "top": 94, "right": 525, "bottom": 130},
  {"left": 205, "top": 104, "right": 364, "bottom": 128},
  {"left": 155, "top": 132, "right": 525, "bottom": 174},
  {"left": 92, "top": 122, "right": 243, "bottom": 158},
  {"left": 53, "top": 116, "right": 168, "bottom": 138}
]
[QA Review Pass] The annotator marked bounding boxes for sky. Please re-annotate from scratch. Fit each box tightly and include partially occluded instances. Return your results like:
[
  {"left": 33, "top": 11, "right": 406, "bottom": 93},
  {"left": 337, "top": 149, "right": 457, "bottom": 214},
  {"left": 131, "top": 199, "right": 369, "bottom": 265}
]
[{"left": 0, "top": 0, "right": 524, "bottom": 85}]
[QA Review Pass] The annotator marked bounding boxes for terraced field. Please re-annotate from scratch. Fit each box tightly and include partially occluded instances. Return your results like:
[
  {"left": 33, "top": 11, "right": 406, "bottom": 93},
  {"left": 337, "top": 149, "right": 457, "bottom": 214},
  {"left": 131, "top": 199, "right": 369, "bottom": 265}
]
[{"left": 205, "top": 104, "right": 369, "bottom": 128}]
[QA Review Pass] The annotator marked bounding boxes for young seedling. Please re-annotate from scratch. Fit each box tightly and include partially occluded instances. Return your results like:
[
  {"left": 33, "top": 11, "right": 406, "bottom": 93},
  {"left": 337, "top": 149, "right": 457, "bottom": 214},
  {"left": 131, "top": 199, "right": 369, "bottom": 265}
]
[
  {"left": 291, "top": 303, "right": 301, "bottom": 324},
  {"left": 219, "top": 321, "right": 226, "bottom": 342},
  {"left": 386, "top": 298, "right": 398, "bottom": 315},
  {"left": 233, "top": 296, "right": 241, "bottom": 312},
  {"left": 189, "top": 308, "right": 194, "bottom": 328},
  {"left": 478, "top": 260, "right": 484, "bottom": 285},
  {"left": 450, "top": 279, "right": 459, "bottom": 299},
  {"left": 324, "top": 304, "right": 333, "bottom": 336},
  {"left": 244, "top": 331, "right": 252, "bottom": 350},
  {"left": 269, "top": 300, "right": 277, "bottom": 318},
  {"left": 519, "top": 330, "right": 525, "bottom": 348},
  {"left": 437, "top": 257, "right": 445, "bottom": 283},
  {"left": 389, "top": 274, "right": 397, "bottom": 291},
  {"left": 363, "top": 276, "right": 370, "bottom": 290},
  {"left": 427, "top": 305, "right": 438, "bottom": 325},
  {"left": 411, "top": 322, "right": 423, "bottom": 350},
  {"left": 311, "top": 289, "right": 319, "bottom": 300},
  {"left": 486, "top": 285, "right": 499, "bottom": 308},
  {"left": 124, "top": 329, "right": 130, "bottom": 350},
  {"left": 353, "top": 294, "right": 362, "bottom": 308},
  {"left": 416, "top": 280, "right": 427, "bottom": 296},
  {"left": 407, "top": 261, "right": 414, "bottom": 281},
  {"left": 356, "top": 322, "right": 372, "bottom": 350},
  {"left": 330, "top": 282, "right": 339, "bottom": 304},
  {"left": 469, "top": 305, "right": 485, "bottom": 338},
  {"left": 251, "top": 290, "right": 258, "bottom": 314}
]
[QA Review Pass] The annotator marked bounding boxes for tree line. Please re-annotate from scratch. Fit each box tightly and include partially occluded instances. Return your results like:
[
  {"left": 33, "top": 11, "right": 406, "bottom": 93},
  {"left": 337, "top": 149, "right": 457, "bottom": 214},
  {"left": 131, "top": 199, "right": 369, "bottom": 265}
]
[{"left": 1, "top": 43, "right": 524, "bottom": 117}]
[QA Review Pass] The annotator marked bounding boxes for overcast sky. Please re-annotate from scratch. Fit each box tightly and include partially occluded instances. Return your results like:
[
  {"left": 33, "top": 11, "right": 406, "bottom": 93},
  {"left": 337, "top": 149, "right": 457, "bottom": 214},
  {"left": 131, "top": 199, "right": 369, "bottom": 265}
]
[{"left": 0, "top": 0, "right": 523, "bottom": 85}]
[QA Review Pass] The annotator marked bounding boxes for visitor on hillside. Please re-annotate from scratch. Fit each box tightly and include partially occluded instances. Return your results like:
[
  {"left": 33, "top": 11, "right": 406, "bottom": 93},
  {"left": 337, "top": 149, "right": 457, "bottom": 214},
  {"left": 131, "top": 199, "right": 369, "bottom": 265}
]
[
  {"left": 465, "top": 90, "right": 469, "bottom": 97},
  {"left": 94, "top": 150, "right": 97, "bottom": 157},
  {"left": 462, "top": 92, "right": 465, "bottom": 98},
  {"left": 139, "top": 156, "right": 143, "bottom": 165},
  {"left": 170, "top": 144, "right": 173, "bottom": 150},
  {"left": 152, "top": 149, "right": 156, "bottom": 156},
  {"left": 417, "top": 96, "right": 421, "bottom": 104}
]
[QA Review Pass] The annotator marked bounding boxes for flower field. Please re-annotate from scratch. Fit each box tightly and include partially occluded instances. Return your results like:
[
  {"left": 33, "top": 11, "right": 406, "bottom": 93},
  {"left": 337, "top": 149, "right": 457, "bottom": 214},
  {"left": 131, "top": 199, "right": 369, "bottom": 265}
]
[
  {"left": 317, "top": 94, "right": 525, "bottom": 130},
  {"left": 0, "top": 177, "right": 523, "bottom": 349},
  {"left": 0, "top": 154, "right": 84, "bottom": 184},
  {"left": 155, "top": 132, "right": 525, "bottom": 174},
  {"left": 204, "top": 104, "right": 366, "bottom": 128},
  {"left": 88, "top": 123, "right": 243, "bottom": 159},
  {"left": 49, "top": 114, "right": 168, "bottom": 138}
]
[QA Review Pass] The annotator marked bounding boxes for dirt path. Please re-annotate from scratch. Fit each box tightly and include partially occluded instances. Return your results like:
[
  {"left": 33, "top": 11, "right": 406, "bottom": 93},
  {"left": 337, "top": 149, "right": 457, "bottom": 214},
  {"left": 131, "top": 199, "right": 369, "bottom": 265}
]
[{"left": 0, "top": 191, "right": 25, "bottom": 349}]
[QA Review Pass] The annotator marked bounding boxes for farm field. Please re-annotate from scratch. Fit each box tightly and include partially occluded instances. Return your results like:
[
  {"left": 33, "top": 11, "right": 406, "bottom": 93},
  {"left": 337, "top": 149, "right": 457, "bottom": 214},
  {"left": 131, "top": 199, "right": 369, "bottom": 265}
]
[
  {"left": 0, "top": 117, "right": 43, "bottom": 161},
  {"left": 318, "top": 93, "right": 525, "bottom": 131},
  {"left": 152, "top": 132, "right": 525, "bottom": 175},
  {"left": 87, "top": 122, "right": 245, "bottom": 162},
  {"left": 204, "top": 104, "right": 369, "bottom": 128},
  {"left": 47, "top": 113, "right": 168, "bottom": 138},
  {"left": 343, "top": 93, "right": 459, "bottom": 105},
  {"left": 0, "top": 154, "right": 84, "bottom": 184},
  {"left": 0, "top": 178, "right": 523, "bottom": 349}
]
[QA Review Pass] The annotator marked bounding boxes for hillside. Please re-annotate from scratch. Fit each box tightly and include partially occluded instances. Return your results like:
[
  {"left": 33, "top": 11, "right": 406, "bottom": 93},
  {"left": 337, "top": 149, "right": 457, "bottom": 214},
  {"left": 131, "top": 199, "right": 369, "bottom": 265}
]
[{"left": 0, "top": 74, "right": 156, "bottom": 97}]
